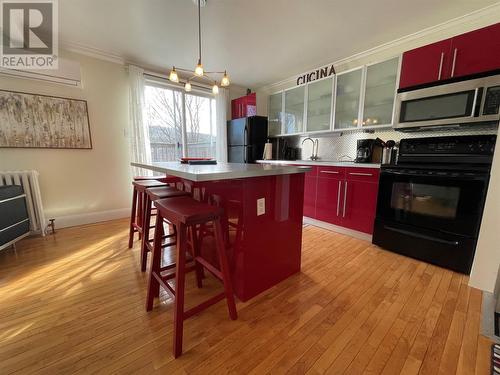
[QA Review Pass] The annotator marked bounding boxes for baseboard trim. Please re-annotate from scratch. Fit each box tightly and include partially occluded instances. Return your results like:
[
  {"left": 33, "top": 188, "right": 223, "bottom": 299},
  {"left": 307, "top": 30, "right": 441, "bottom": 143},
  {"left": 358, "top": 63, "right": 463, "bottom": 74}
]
[
  {"left": 50, "top": 208, "right": 130, "bottom": 229},
  {"left": 481, "top": 291, "right": 500, "bottom": 343},
  {"left": 303, "top": 217, "right": 372, "bottom": 242}
]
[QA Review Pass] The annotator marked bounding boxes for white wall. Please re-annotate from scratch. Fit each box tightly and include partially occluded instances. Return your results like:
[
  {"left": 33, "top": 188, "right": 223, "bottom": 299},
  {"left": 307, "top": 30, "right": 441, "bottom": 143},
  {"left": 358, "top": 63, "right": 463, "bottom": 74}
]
[
  {"left": 0, "top": 51, "right": 132, "bottom": 228},
  {"left": 470, "top": 139, "right": 500, "bottom": 294},
  {"left": 0, "top": 52, "right": 246, "bottom": 229},
  {"left": 254, "top": 8, "right": 500, "bottom": 294}
]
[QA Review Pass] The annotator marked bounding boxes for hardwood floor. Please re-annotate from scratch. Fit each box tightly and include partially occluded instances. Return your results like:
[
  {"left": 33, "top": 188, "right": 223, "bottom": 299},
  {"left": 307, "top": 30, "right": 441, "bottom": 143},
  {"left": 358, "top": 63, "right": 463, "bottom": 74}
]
[{"left": 0, "top": 219, "right": 491, "bottom": 374}]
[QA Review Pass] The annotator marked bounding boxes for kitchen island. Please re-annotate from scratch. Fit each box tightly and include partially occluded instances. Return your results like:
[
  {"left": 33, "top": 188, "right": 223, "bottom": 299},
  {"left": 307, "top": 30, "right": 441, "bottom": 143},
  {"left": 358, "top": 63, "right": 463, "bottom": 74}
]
[{"left": 131, "top": 162, "right": 310, "bottom": 302}]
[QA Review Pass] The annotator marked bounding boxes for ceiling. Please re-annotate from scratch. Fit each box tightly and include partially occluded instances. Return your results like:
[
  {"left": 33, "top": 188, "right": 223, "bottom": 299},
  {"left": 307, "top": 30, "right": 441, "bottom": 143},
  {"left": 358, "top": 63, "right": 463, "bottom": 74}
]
[{"left": 59, "top": 0, "right": 499, "bottom": 88}]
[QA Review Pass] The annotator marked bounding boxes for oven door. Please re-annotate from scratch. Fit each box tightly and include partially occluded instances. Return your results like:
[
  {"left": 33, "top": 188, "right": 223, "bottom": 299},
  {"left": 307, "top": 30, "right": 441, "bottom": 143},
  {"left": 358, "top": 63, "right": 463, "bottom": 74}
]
[{"left": 376, "top": 168, "right": 489, "bottom": 237}]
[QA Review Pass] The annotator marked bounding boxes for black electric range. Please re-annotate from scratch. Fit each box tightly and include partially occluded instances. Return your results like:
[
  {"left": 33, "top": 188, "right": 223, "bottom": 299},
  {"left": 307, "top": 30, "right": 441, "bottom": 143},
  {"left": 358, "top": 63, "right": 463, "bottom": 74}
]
[{"left": 372, "top": 134, "right": 496, "bottom": 274}]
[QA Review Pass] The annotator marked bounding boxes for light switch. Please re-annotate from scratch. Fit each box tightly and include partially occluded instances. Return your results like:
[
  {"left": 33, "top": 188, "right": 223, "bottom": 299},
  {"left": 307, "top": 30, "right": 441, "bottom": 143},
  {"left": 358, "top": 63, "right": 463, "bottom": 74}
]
[{"left": 257, "top": 198, "right": 265, "bottom": 216}]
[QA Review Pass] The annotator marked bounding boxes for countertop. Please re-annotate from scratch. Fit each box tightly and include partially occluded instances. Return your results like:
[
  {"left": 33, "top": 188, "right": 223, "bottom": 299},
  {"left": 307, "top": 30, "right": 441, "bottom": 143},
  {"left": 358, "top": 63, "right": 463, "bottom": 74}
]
[
  {"left": 256, "top": 160, "right": 381, "bottom": 169},
  {"left": 131, "top": 162, "right": 311, "bottom": 182}
]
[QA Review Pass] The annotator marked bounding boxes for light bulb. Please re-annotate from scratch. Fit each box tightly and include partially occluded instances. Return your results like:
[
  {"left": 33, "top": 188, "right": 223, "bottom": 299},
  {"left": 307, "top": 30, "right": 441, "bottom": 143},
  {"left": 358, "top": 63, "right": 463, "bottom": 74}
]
[
  {"left": 221, "top": 71, "right": 230, "bottom": 87},
  {"left": 184, "top": 81, "right": 192, "bottom": 92},
  {"left": 169, "top": 67, "right": 179, "bottom": 83},
  {"left": 212, "top": 83, "right": 219, "bottom": 94},
  {"left": 195, "top": 59, "right": 204, "bottom": 76}
]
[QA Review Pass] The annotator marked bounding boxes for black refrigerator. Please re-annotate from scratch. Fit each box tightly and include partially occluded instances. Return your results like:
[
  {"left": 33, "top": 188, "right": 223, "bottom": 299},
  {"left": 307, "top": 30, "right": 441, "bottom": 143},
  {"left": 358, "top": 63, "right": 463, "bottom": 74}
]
[{"left": 227, "top": 116, "right": 268, "bottom": 163}]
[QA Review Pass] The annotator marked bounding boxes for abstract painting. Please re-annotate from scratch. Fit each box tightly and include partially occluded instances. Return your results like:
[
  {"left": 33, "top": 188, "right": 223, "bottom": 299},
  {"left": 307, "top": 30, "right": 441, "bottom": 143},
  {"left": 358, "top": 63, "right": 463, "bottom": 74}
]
[{"left": 0, "top": 90, "right": 92, "bottom": 149}]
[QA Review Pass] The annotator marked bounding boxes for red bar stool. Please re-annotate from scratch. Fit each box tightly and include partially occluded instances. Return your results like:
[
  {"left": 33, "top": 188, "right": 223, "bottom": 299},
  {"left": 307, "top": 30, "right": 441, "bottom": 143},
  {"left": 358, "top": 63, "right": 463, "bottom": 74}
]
[
  {"left": 140, "top": 186, "right": 190, "bottom": 272},
  {"left": 146, "top": 196, "right": 237, "bottom": 358},
  {"left": 128, "top": 179, "right": 167, "bottom": 248}
]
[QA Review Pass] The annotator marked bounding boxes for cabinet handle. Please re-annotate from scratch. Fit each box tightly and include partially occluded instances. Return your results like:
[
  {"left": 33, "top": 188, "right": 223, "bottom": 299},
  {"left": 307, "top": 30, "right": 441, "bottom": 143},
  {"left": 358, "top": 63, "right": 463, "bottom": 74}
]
[
  {"left": 349, "top": 172, "right": 373, "bottom": 176},
  {"left": 438, "top": 52, "right": 444, "bottom": 80},
  {"left": 336, "top": 180, "right": 341, "bottom": 217},
  {"left": 342, "top": 181, "right": 348, "bottom": 218},
  {"left": 451, "top": 48, "right": 458, "bottom": 78},
  {"left": 320, "top": 170, "right": 339, "bottom": 174}
]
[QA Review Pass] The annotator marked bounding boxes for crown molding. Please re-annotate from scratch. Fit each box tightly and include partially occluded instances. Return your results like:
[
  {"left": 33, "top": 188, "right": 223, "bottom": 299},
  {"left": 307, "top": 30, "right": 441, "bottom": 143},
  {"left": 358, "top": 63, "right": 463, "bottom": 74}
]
[
  {"left": 258, "top": 2, "right": 500, "bottom": 92},
  {"left": 60, "top": 40, "right": 126, "bottom": 65}
]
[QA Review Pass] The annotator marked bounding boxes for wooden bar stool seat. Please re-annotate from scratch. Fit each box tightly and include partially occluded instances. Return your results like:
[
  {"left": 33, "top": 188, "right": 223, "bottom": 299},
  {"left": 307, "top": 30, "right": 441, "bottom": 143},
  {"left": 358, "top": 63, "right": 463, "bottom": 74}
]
[
  {"left": 128, "top": 180, "right": 167, "bottom": 248},
  {"left": 146, "top": 196, "right": 237, "bottom": 358},
  {"left": 140, "top": 186, "right": 190, "bottom": 272}
]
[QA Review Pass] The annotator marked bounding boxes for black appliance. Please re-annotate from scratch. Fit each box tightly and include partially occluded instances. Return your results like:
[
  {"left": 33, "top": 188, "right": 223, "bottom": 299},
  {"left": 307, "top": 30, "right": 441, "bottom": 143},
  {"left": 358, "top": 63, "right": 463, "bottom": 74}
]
[
  {"left": 355, "top": 139, "right": 383, "bottom": 163},
  {"left": 0, "top": 185, "right": 30, "bottom": 251},
  {"left": 227, "top": 116, "right": 268, "bottom": 163},
  {"left": 372, "top": 134, "right": 496, "bottom": 274}
]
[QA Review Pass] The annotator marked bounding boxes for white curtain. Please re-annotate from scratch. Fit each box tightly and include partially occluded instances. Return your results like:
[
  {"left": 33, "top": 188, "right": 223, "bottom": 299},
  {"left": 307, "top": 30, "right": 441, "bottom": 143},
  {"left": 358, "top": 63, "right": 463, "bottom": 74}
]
[
  {"left": 128, "top": 65, "right": 152, "bottom": 176},
  {"left": 215, "top": 88, "right": 228, "bottom": 162}
]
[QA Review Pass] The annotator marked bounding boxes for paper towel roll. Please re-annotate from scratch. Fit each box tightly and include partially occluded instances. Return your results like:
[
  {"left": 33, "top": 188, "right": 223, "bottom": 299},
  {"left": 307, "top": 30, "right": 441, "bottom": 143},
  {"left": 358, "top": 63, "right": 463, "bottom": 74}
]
[{"left": 263, "top": 143, "right": 273, "bottom": 160}]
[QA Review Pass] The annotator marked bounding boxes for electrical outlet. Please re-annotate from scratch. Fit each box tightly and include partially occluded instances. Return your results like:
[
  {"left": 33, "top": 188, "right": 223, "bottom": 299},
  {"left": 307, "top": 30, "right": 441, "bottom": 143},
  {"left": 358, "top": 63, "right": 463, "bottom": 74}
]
[{"left": 257, "top": 198, "right": 265, "bottom": 216}]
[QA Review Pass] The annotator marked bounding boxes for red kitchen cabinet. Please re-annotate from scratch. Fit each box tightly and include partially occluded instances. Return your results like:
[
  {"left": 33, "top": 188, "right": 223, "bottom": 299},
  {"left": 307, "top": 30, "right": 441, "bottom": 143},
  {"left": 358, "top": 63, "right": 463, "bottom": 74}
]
[
  {"left": 341, "top": 168, "right": 380, "bottom": 234},
  {"left": 293, "top": 164, "right": 379, "bottom": 234},
  {"left": 341, "top": 180, "right": 379, "bottom": 234},
  {"left": 450, "top": 23, "right": 500, "bottom": 79},
  {"left": 304, "top": 175, "right": 317, "bottom": 217},
  {"left": 399, "top": 22, "right": 500, "bottom": 89},
  {"left": 316, "top": 175, "right": 343, "bottom": 226},
  {"left": 231, "top": 93, "right": 257, "bottom": 119},
  {"left": 399, "top": 39, "right": 452, "bottom": 89}
]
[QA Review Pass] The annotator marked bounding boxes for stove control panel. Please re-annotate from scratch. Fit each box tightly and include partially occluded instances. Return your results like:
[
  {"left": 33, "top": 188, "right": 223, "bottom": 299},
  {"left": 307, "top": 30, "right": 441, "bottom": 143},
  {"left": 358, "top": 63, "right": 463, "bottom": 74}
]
[{"left": 399, "top": 135, "right": 497, "bottom": 156}]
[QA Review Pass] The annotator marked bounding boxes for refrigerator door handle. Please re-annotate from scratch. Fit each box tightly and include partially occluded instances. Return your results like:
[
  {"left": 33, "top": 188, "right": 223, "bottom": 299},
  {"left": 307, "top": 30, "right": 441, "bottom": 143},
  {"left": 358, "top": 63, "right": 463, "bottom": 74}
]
[{"left": 244, "top": 125, "right": 248, "bottom": 146}]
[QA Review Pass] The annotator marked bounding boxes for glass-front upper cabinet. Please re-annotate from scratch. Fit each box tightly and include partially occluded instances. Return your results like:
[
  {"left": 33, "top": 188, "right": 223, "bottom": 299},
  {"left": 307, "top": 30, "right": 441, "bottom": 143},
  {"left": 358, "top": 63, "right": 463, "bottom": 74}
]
[
  {"left": 268, "top": 92, "right": 283, "bottom": 136},
  {"left": 306, "top": 77, "right": 333, "bottom": 132},
  {"left": 334, "top": 68, "right": 362, "bottom": 129},
  {"left": 284, "top": 86, "right": 305, "bottom": 134},
  {"left": 362, "top": 57, "right": 399, "bottom": 126}
]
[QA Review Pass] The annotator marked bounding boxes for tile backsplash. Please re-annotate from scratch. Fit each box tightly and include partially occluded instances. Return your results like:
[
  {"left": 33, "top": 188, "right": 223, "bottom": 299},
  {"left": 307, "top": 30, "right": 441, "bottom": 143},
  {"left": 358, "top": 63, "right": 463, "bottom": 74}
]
[{"left": 285, "top": 127, "right": 498, "bottom": 161}]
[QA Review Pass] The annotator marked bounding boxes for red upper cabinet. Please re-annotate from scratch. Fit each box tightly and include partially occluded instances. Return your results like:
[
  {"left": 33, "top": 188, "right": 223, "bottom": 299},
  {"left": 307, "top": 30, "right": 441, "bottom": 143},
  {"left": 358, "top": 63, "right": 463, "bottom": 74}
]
[
  {"left": 399, "top": 22, "right": 500, "bottom": 90},
  {"left": 450, "top": 23, "right": 500, "bottom": 79},
  {"left": 231, "top": 93, "right": 257, "bottom": 119},
  {"left": 399, "top": 39, "right": 452, "bottom": 89}
]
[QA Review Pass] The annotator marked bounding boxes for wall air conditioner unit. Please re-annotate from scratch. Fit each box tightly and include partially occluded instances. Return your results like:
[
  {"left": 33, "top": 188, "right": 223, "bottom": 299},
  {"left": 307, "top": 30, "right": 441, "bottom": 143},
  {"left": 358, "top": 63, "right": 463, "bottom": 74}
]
[{"left": 0, "top": 57, "right": 82, "bottom": 87}]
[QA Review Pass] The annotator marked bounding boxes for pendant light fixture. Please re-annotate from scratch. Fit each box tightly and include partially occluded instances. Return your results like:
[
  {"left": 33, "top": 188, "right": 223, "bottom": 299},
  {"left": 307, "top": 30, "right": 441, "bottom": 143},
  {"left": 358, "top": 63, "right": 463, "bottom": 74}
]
[{"left": 167, "top": 0, "right": 229, "bottom": 94}]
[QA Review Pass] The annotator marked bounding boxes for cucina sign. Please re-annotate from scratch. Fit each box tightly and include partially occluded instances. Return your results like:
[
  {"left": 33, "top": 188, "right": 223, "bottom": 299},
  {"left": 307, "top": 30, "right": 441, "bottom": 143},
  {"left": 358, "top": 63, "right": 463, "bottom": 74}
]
[{"left": 296, "top": 64, "right": 335, "bottom": 85}]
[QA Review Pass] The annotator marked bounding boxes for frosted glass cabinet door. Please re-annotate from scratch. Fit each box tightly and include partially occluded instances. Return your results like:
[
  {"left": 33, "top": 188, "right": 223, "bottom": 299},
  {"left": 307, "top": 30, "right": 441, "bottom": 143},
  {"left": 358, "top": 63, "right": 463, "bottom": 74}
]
[
  {"left": 363, "top": 57, "right": 399, "bottom": 126},
  {"left": 284, "top": 86, "right": 305, "bottom": 134},
  {"left": 307, "top": 77, "right": 333, "bottom": 132},
  {"left": 334, "top": 69, "right": 362, "bottom": 129},
  {"left": 268, "top": 92, "right": 283, "bottom": 136}
]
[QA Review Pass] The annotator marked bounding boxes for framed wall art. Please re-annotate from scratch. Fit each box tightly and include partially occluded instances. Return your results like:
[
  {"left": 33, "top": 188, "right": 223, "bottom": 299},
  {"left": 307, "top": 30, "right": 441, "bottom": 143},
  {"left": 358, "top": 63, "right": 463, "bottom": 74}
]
[{"left": 0, "top": 90, "right": 92, "bottom": 149}]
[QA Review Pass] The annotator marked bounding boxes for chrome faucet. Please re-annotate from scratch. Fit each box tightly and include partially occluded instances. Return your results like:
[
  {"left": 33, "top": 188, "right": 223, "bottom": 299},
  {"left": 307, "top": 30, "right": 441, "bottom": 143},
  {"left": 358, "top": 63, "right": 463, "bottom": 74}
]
[{"left": 301, "top": 137, "right": 319, "bottom": 160}]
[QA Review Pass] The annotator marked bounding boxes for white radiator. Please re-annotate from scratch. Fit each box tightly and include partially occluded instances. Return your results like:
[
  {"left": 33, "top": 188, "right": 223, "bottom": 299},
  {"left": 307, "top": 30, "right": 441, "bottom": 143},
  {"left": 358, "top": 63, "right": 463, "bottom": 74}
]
[{"left": 0, "top": 170, "right": 46, "bottom": 236}]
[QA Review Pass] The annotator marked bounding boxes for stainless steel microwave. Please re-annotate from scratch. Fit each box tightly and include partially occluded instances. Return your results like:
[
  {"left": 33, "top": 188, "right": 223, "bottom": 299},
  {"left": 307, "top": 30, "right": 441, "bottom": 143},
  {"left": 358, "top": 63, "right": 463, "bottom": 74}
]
[{"left": 394, "top": 74, "right": 500, "bottom": 131}]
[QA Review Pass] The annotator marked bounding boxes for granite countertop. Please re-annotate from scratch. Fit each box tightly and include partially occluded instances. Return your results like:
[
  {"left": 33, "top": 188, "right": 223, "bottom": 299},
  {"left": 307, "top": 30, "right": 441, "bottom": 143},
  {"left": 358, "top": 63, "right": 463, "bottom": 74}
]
[
  {"left": 131, "top": 162, "right": 311, "bottom": 182},
  {"left": 256, "top": 160, "right": 381, "bottom": 169}
]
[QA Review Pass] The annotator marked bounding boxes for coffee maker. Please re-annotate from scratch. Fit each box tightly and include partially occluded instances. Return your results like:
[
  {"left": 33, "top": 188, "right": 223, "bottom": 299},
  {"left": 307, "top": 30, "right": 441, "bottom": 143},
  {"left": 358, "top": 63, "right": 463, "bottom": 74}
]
[{"left": 355, "top": 139, "right": 383, "bottom": 163}]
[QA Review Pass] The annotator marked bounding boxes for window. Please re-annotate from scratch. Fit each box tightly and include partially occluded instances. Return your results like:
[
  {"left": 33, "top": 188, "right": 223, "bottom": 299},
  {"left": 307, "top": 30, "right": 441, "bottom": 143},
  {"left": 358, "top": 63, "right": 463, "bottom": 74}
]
[{"left": 144, "top": 83, "right": 216, "bottom": 162}]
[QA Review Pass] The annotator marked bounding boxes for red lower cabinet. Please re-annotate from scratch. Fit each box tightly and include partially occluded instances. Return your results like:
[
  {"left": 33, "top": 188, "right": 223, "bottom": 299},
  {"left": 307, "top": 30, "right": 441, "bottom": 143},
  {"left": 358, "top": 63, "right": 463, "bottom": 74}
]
[
  {"left": 300, "top": 165, "right": 380, "bottom": 234},
  {"left": 303, "top": 176, "right": 317, "bottom": 217},
  {"left": 315, "top": 177, "right": 342, "bottom": 225},
  {"left": 341, "top": 180, "right": 379, "bottom": 234}
]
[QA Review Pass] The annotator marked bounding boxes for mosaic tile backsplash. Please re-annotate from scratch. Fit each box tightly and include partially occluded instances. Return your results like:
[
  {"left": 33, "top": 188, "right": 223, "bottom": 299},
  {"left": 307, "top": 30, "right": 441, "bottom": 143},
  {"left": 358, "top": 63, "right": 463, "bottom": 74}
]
[{"left": 285, "top": 127, "right": 498, "bottom": 161}]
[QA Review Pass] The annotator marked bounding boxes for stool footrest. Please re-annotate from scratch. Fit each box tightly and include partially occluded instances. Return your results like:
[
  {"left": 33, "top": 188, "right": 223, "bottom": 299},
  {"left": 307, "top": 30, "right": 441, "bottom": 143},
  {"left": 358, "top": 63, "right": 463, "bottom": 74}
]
[
  {"left": 184, "top": 292, "right": 226, "bottom": 320},
  {"left": 195, "top": 257, "right": 223, "bottom": 280},
  {"left": 154, "top": 264, "right": 197, "bottom": 297}
]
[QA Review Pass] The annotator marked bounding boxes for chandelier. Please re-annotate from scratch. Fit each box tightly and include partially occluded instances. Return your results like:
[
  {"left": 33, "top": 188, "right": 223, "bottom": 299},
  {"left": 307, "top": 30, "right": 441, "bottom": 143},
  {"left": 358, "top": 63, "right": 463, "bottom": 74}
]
[{"left": 168, "top": 0, "right": 230, "bottom": 94}]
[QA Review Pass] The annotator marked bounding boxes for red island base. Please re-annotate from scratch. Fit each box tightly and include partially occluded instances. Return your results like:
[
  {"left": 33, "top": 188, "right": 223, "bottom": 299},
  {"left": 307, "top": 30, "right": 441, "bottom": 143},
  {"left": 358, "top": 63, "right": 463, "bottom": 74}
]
[{"left": 177, "top": 173, "right": 305, "bottom": 302}]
